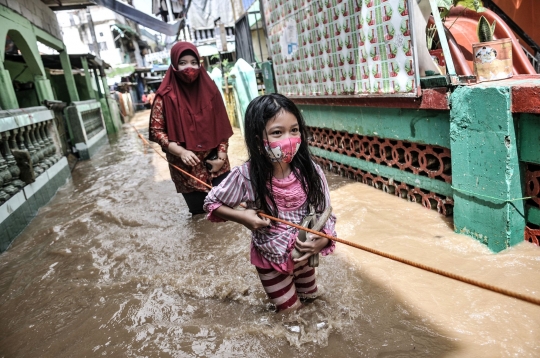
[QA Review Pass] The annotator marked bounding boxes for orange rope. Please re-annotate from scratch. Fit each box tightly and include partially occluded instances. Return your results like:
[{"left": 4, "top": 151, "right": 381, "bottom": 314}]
[{"left": 131, "top": 125, "right": 540, "bottom": 306}]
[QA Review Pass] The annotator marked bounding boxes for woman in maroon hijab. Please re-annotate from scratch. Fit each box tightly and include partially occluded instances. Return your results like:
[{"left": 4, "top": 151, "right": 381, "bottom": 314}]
[{"left": 149, "top": 42, "right": 233, "bottom": 215}]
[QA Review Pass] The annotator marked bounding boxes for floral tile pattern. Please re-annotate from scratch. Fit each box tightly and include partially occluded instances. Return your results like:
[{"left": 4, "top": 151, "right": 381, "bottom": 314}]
[{"left": 263, "top": 0, "right": 417, "bottom": 96}]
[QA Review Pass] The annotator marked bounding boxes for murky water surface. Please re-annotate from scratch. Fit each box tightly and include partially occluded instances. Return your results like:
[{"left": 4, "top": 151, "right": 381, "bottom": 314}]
[{"left": 1, "top": 110, "right": 539, "bottom": 357}]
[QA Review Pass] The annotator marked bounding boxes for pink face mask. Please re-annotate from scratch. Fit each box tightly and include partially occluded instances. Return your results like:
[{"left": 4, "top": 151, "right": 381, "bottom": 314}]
[
  {"left": 263, "top": 137, "right": 302, "bottom": 163},
  {"left": 177, "top": 67, "right": 200, "bottom": 83}
]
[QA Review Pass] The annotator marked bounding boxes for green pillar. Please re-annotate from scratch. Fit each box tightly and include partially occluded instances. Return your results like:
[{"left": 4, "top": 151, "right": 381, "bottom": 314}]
[
  {"left": 100, "top": 74, "right": 122, "bottom": 131},
  {"left": 59, "top": 50, "right": 80, "bottom": 103},
  {"left": 450, "top": 85, "right": 525, "bottom": 252},
  {"left": 0, "top": 63, "right": 18, "bottom": 109},
  {"left": 34, "top": 75, "right": 55, "bottom": 103},
  {"left": 80, "top": 56, "right": 97, "bottom": 100},
  {"left": 100, "top": 75, "right": 110, "bottom": 100}
]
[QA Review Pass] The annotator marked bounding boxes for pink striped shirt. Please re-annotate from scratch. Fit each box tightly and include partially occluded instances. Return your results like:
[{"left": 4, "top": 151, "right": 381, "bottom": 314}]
[{"left": 203, "top": 162, "right": 336, "bottom": 273}]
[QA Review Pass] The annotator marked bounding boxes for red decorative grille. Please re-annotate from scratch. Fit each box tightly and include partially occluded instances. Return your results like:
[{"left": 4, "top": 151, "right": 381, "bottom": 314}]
[
  {"left": 525, "top": 226, "right": 540, "bottom": 246},
  {"left": 308, "top": 127, "right": 452, "bottom": 183},
  {"left": 525, "top": 164, "right": 540, "bottom": 246},
  {"left": 313, "top": 156, "right": 454, "bottom": 216},
  {"left": 525, "top": 163, "right": 540, "bottom": 209}
]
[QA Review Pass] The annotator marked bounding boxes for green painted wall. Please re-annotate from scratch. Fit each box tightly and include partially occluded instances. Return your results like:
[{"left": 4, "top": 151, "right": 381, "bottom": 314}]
[
  {"left": 4, "top": 60, "right": 34, "bottom": 83},
  {"left": 4, "top": 60, "right": 40, "bottom": 108},
  {"left": 49, "top": 73, "right": 71, "bottom": 104},
  {"left": 74, "top": 74, "right": 94, "bottom": 101},
  {"left": 299, "top": 84, "right": 533, "bottom": 252},
  {"left": 527, "top": 206, "right": 540, "bottom": 227},
  {"left": 518, "top": 113, "right": 540, "bottom": 165},
  {"left": 300, "top": 104, "right": 452, "bottom": 202},
  {"left": 450, "top": 85, "right": 525, "bottom": 252},
  {"left": 299, "top": 105, "right": 451, "bottom": 148}
]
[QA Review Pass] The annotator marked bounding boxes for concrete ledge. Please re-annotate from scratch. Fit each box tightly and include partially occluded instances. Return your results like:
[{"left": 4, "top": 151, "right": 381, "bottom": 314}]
[
  {"left": 291, "top": 88, "right": 450, "bottom": 110},
  {"left": 23, "top": 170, "right": 50, "bottom": 201},
  {"left": 0, "top": 156, "right": 71, "bottom": 252},
  {"left": 470, "top": 74, "right": 540, "bottom": 114},
  {"left": 76, "top": 129, "right": 108, "bottom": 160},
  {"left": 0, "top": 191, "right": 26, "bottom": 224},
  {"left": 0, "top": 107, "right": 54, "bottom": 132},
  {"left": 512, "top": 86, "right": 540, "bottom": 114}
]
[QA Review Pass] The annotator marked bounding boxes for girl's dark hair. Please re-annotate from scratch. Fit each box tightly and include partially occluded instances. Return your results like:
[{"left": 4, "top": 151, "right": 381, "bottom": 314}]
[{"left": 244, "top": 93, "right": 326, "bottom": 217}]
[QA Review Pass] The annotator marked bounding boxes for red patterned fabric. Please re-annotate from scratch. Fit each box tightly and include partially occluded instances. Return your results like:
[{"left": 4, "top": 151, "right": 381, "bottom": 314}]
[
  {"left": 151, "top": 42, "right": 232, "bottom": 152},
  {"left": 149, "top": 96, "right": 230, "bottom": 193}
]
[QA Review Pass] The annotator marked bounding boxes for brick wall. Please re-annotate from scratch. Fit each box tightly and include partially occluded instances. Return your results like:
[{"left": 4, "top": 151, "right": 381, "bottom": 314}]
[{"left": 2, "top": 0, "right": 62, "bottom": 40}]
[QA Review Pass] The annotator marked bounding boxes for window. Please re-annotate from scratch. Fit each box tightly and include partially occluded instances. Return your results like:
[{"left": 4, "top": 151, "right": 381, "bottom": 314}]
[{"left": 98, "top": 42, "right": 108, "bottom": 51}]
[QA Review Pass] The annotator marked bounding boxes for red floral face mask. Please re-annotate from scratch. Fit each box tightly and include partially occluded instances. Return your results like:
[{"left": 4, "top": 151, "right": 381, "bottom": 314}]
[{"left": 177, "top": 67, "right": 200, "bottom": 83}]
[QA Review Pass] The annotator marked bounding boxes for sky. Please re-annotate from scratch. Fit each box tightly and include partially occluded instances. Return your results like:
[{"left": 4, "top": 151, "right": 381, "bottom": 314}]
[
  {"left": 132, "top": 0, "right": 152, "bottom": 15},
  {"left": 131, "top": 0, "right": 159, "bottom": 35}
]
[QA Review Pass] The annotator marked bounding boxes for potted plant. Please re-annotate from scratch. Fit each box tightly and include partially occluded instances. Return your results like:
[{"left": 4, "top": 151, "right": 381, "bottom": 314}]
[
  {"left": 426, "top": 24, "right": 446, "bottom": 74},
  {"left": 438, "top": 0, "right": 482, "bottom": 17},
  {"left": 472, "top": 16, "right": 513, "bottom": 82},
  {"left": 424, "top": 0, "right": 487, "bottom": 76}
]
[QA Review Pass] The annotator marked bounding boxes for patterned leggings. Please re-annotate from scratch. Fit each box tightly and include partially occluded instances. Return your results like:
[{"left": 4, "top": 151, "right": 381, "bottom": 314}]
[{"left": 256, "top": 260, "right": 318, "bottom": 311}]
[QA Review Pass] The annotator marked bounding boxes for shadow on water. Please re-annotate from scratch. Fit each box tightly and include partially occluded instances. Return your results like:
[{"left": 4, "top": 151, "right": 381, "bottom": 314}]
[{"left": 0, "top": 118, "right": 458, "bottom": 357}]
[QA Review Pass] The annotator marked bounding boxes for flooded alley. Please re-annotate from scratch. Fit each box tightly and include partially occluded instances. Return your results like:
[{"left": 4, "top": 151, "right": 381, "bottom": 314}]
[{"left": 1, "top": 110, "right": 539, "bottom": 358}]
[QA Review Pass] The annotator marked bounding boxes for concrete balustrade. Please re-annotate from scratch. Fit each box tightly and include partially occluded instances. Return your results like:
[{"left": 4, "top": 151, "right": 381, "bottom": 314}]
[
  {"left": 0, "top": 107, "right": 71, "bottom": 252},
  {"left": 65, "top": 100, "right": 109, "bottom": 160}
]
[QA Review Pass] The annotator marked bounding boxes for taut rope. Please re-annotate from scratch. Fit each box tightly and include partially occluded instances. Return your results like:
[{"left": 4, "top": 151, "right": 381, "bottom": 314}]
[{"left": 131, "top": 124, "right": 540, "bottom": 306}]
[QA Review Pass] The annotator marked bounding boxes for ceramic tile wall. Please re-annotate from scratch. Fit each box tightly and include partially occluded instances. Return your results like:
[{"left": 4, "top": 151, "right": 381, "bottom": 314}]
[{"left": 263, "top": 0, "right": 416, "bottom": 96}]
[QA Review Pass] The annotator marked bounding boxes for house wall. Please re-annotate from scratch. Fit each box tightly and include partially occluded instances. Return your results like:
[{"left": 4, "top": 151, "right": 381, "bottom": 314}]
[{"left": 0, "top": 0, "right": 62, "bottom": 40}]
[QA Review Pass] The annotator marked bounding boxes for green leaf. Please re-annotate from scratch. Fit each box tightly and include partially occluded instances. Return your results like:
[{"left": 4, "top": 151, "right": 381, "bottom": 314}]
[
  {"left": 476, "top": 15, "right": 493, "bottom": 42},
  {"left": 454, "top": 0, "right": 485, "bottom": 12},
  {"left": 439, "top": 8, "right": 450, "bottom": 19},
  {"left": 437, "top": 0, "right": 453, "bottom": 10}
]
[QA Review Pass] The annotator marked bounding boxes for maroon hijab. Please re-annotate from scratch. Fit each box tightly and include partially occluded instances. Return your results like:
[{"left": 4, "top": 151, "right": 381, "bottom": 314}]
[{"left": 153, "top": 42, "right": 232, "bottom": 151}]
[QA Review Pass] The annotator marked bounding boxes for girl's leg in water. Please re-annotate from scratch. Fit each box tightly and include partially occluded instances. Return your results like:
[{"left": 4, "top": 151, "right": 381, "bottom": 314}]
[
  {"left": 256, "top": 259, "right": 317, "bottom": 312},
  {"left": 292, "top": 260, "right": 318, "bottom": 299}
]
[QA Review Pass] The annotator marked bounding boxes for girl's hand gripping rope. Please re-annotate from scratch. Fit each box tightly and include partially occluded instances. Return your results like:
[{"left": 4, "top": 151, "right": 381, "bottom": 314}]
[
  {"left": 213, "top": 206, "right": 271, "bottom": 231},
  {"left": 242, "top": 209, "right": 272, "bottom": 231}
]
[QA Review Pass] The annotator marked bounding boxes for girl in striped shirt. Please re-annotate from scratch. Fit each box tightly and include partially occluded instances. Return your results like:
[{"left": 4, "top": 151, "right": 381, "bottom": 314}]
[{"left": 203, "top": 94, "right": 336, "bottom": 312}]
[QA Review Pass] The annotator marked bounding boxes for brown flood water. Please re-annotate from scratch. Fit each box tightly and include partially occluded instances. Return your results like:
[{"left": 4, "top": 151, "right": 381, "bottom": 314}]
[{"left": 1, "top": 110, "right": 539, "bottom": 357}]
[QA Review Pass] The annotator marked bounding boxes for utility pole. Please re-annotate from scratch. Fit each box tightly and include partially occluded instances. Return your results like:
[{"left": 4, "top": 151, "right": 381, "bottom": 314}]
[
  {"left": 229, "top": 0, "right": 238, "bottom": 22},
  {"left": 165, "top": 0, "right": 175, "bottom": 22},
  {"left": 86, "top": 8, "right": 101, "bottom": 58}
]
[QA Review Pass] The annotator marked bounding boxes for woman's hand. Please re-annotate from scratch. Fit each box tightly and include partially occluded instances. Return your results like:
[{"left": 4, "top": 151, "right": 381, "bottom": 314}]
[
  {"left": 168, "top": 142, "right": 200, "bottom": 166},
  {"left": 205, "top": 153, "right": 227, "bottom": 173},
  {"left": 293, "top": 233, "right": 329, "bottom": 262}
]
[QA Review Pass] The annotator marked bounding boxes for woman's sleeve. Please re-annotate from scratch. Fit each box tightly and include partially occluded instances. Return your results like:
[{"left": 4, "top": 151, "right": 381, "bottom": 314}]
[
  {"left": 203, "top": 165, "right": 251, "bottom": 222},
  {"left": 217, "top": 141, "right": 229, "bottom": 153},
  {"left": 148, "top": 96, "right": 169, "bottom": 149},
  {"left": 316, "top": 164, "right": 337, "bottom": 255}
]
